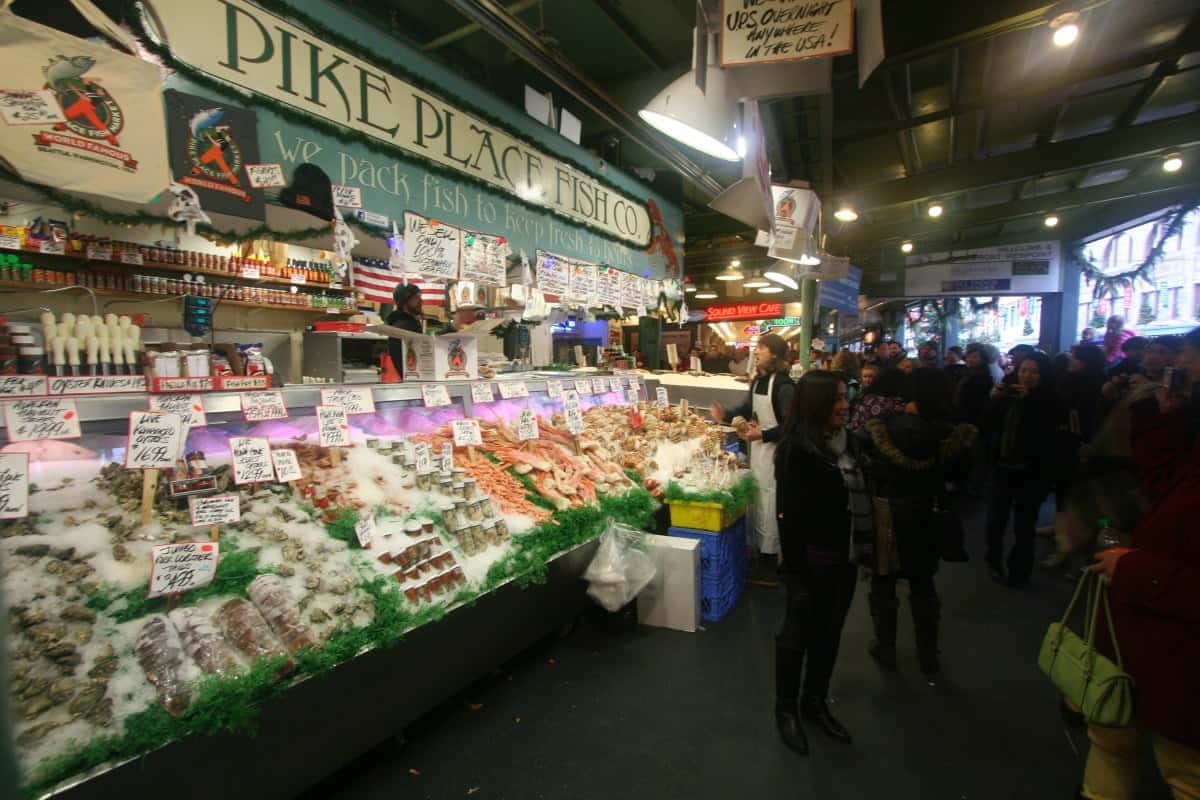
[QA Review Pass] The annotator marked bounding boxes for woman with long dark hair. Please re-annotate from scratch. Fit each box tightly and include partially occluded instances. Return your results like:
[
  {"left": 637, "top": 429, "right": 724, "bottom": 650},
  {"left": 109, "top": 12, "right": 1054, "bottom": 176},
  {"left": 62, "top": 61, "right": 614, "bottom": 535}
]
[
  {"left": 984, "top": 351, "right": 1062, "bottom": 587},
  {"left": 772, "top": 371, "right": 872, "bottom": 755},
  {"left": 857, "top": 368, "right": 977, "bottom": 675}
]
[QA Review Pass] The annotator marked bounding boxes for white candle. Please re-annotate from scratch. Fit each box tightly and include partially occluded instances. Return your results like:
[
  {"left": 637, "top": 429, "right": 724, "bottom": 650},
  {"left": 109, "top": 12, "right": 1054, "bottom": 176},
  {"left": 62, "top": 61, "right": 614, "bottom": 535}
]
[
  {"left": 86, "top": 337, "right": 98, "bottom": 365},
  {"left": 50, "top": 337, "right": 66, "bottom": 366},
  {"left": 118, "top": 315, "right": 131, "bottom": 329},
  {"left": 89, "top": 315, "right": 104, "bottom": 331},
  {"left": 66, "top": 337, "right": 80, "bottom": 366}
]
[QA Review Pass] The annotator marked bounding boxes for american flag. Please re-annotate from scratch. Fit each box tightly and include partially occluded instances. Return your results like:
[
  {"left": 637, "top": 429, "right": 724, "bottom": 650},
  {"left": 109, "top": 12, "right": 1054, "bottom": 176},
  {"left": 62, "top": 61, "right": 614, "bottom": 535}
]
[{"left": 351, "top": 257, "right": 445, "bottom": 307}]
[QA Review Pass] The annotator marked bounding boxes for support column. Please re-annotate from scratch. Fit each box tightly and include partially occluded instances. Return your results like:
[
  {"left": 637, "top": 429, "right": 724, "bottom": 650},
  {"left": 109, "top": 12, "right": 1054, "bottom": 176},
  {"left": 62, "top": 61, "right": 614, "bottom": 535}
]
[{"left": 799, "top": 278, "right": 817, "bottom": 370}]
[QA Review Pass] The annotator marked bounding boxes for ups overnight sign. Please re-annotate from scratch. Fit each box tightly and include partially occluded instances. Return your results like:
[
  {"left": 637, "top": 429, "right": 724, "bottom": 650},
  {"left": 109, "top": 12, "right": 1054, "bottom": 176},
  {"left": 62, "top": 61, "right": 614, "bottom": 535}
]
[{"left": 149, "top": 0, "right": 651, "bottom": 246}]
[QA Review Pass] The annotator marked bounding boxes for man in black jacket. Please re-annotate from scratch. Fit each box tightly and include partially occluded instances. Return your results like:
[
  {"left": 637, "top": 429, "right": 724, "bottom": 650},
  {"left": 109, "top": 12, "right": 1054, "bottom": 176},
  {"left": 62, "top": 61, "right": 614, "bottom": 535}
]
[{"left": 386, "top": 282, "right": 424, "bottom": 377}]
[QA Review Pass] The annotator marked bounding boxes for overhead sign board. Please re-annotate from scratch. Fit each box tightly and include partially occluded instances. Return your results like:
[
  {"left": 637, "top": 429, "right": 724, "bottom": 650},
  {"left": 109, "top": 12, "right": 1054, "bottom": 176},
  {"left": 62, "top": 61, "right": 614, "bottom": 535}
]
[
  {"left": 720, "top": 0, "right": 855, "bottom": 67},
  {"left": 704, "top": 301, "right": 784, "bottom": 322},
  {"left": 904, "top": 242, "right": 1061, "bottom": 297}
]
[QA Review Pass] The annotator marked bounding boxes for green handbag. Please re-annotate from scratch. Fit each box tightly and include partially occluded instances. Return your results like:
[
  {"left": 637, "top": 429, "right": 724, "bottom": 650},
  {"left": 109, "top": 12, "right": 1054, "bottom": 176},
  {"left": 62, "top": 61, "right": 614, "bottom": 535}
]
[{"left": 1037, "top": 570, "right": 1135, "bottom": 727}]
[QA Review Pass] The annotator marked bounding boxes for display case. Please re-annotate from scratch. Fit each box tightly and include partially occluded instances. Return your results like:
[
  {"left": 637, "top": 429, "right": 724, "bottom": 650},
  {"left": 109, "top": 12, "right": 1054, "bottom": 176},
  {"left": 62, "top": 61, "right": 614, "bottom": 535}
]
[{"left": 1, "top": 373, "right": 739, "bottom": 798}]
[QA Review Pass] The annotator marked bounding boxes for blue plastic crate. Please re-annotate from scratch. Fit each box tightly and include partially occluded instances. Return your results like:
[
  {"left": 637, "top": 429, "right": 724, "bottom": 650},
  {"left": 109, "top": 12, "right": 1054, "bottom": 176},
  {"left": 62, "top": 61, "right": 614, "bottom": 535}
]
[
  {"left": 669, "top": 517, "right": 746, "bottom": 622},
  {"left": 700, "top": 569, "right": 744, "bottom": 622}
]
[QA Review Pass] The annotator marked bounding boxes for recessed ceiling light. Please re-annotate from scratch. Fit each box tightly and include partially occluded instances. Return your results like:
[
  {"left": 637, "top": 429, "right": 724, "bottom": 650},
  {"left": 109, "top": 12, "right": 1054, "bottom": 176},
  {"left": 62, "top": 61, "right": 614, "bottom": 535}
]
[
  {"left": 757, "top": 285, "right": 783, "bottom": 294},
  {"left": 901, "top": 241, "right": 914, "bottom": 253},
  {"left": 731, "top": 259, "right": 741, "bottom": 267},
  {"left": 1163, "top": 153, "right": 1183, "bottom": 173},
  {"left": 1044, "top": 214, "right": 1059, "bottom": 228},
  {"left": 834, "top": 207, "right": 858, "bottom": 222},
  {"left": 927, "top": 203, "right": 944, "bottom": 218},
  {"left": 1051, "top": 12, "right": 1080, "bottom": 48}
]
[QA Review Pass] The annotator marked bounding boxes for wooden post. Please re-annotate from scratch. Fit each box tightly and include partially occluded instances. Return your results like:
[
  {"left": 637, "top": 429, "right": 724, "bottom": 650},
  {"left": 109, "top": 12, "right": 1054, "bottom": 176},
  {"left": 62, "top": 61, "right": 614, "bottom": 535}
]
[
  {"left": 140, "top": 469, "right": 159, "bottom": 526},
  {"left": 209, "top": 524, "right": 219, "bottom": 543},
  {"left": 330, "top": 448, "right": 342, "bottom": 467}
]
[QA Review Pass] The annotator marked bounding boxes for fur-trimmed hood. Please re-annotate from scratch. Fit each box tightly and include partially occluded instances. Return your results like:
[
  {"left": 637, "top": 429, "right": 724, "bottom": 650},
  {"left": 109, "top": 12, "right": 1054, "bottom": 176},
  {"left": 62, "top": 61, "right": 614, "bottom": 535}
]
[{"left": 863, "top": 416, "right": 978, "bottom": 472}]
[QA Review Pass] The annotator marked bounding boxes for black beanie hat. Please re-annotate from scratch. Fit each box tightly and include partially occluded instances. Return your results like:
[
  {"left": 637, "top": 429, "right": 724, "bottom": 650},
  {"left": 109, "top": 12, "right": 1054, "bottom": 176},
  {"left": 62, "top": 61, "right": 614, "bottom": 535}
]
[{"left": 280, "top": 163, "right": 334, "bottom": 221}]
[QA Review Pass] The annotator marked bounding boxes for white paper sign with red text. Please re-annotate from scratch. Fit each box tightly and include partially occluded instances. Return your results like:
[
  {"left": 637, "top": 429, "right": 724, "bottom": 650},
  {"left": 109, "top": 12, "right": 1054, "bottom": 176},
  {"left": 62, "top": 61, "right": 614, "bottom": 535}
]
[
  {"left": 230, "top": 436, "right": 273, "bottom": 484},
  {"left": 316, "top": 405, "right": 351, "bottom": 447},
  {"left": 148, "top": 542, "right": 219, "bottom": 599},
  {"left": 149, "top": 393, "right": 207, "bottom": 430},
  {"left": 271, "top": 448, "right": 303, "bottom": 483},
  {"left": 125, "top": 411, "right": 185, "bottom": 469},
  {"left": 4, "top": 399, "right": 81, "bottom": 441}
]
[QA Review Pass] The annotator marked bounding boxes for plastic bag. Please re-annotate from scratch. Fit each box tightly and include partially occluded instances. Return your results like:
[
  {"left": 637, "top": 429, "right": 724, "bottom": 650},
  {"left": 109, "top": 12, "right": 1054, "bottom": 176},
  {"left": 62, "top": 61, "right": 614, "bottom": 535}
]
[{"left": 583, "top": 519, "right": 657, "bottom": 612}]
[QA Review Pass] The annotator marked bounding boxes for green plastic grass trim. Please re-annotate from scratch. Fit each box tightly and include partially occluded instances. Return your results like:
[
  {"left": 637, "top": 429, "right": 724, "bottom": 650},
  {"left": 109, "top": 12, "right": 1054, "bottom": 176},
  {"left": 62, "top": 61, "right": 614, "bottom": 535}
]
[{"left": 663, "top": 474, "right": 757, "bottom": 516}]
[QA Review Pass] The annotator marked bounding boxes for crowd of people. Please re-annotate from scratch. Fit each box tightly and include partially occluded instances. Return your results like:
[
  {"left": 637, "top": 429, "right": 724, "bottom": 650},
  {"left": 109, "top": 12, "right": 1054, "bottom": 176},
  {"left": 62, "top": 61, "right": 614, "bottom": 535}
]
[{"left": 712, "top": 322, "right": 1199, "bottom": 797}]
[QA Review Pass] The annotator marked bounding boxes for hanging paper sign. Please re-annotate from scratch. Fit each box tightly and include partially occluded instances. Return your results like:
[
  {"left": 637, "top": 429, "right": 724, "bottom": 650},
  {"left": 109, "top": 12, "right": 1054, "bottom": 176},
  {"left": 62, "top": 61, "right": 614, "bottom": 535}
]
[
  {"left": 461, "top": 231, "right": 508, "bottom": 287},
  {"left": 624, "top": 388, "right": 639, "bottom": 405},
  {"left": 619, "top": 270, "right": 641, "bottom": 309},
  {"left": 241, "top": 391, "right": 287, "bottom": 421},
  {"left": 354, "top": 515, "right": 376, "bottom": 548},
  {"left": 573, "top": 379, "right": 592, "bottom": 396},
  {"left": 164, "top": 90, "right": 264, "bottom": 220},
  {"left": 0, "top": 453, "right": 29, "bottom": 519},
  {"left": 85, "top": 243, "right": 112, "bottom": 261},
  {"left": 470, "top": 382, "right": 495, "bottom": 404},
  {"left": 546, "top": 380, "right": 564, "bottom": 399},
  {"left": 188, "top": 493, "right": 240, "bottom": 526},
  {"left": 332, "top": 184, "right": 363, "bottom": 208},
  {"left": 497, "top": 380, "right": 528, "bottom": 399},
  {"left": 421, "top": 383, "right": 452, "bottom": 408},
  {"left": 316, "top": 405, "right": 351, "bottom": 448},
  {"left": 148, "top": 541, "right": 220, "bottom": 599},
  {"left": 404, "top": 212, "right": 461, "bottom": 280},
  {"left": 595, "top": 265, "right": 623, "bottom": 307},
  {"left": 451, "top": 418, "right": 483, "bottom": 447},
  {"left": 562, "top": 390, "right": 584, "bottom": 435},
  {"left": 591, "top": 377, "right": 607, "bottom": 395},
  {"left": 125, "top": 411, "right": 185, "bottom": 469},
  {"left": 720, "top": 0, "right": 854, "bottom": 67},
  {"left": 0, "top": 376, "right": 48, "bottom": 397},
  {"left": 4, "top": 399, "right": 80, "bottom": 441},
  {"left": 167, "top": 181, "right": 213, "bottom": 237},
  {"left": 149, "top": 393, "right": 207, "bottom": 430},
  {"left": 245, "top": 163, "right": 286, "bottom": 188},
  {"left": 535, "top": 250, "right": 569, "bottom": 297},
  {"left": 517, "top": 408, "right": 539, "bottom": 441},
  {"left": 271, "top": 448, "right": 303, "bottom": 483},
  {"left": 608, "top": 377, "right": 623, "bottom": 393},
  {"left": 413, "top": 442, "right": 433, "bottom": 474},
  {"left": 441, "top": 442, "right": 454, "bottom": 472},
  {"left": 0, "top": 90, "right": 66, "bottom": 126},
  {"left": 230, "top": 436, "right": 272, "bottom": 484},
  {"left": 655, "top": 387, "right": 669, "bottom": 407},
  {"left": 320, "top": 386, "right": 376, "bottom": 415},
  {"left": 567, "top": 261, "right": 598, "bottom": 306}
]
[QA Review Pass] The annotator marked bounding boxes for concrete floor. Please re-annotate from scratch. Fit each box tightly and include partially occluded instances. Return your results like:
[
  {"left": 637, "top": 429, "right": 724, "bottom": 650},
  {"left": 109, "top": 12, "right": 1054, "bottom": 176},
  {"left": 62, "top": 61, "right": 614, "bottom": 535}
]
[{"left": 303, "top": 510, "right": 1172, "bottom": 800}]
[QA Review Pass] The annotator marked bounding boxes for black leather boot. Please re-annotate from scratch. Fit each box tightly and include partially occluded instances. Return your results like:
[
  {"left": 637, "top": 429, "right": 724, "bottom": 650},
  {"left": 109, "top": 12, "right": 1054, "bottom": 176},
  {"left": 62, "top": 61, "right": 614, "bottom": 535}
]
[
  {"left": 868, "top": 590, "right": 899, "bottom": 670},
  {"left": 774, "top": 705, "right": 810, "bottom": 755},
  {"left": 910, "top": 594, "right": 942, "bottom": 676},
  {"left": 800, "top": 698, "right": 852, "bottom": 744}
]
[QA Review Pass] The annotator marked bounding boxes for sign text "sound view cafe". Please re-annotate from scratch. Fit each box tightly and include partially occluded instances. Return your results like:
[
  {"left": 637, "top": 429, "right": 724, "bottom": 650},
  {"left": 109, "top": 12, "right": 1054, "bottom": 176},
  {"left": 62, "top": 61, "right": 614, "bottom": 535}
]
[{"left": 703, "top": 302, "right": 784, "bottom": 322}]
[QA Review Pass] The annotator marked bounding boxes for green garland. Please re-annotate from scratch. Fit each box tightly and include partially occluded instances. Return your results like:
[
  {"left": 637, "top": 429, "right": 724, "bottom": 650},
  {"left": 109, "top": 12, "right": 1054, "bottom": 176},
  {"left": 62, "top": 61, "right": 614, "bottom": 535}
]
[
  {"left": 663, "top": 474, "right": 757, "bottom": 517},
  {"left": 123, "top": 0, "right": 654, "bottom": 251},
  {"left": 1071, "top": 203, "right": 1198, "bottom": 300}
]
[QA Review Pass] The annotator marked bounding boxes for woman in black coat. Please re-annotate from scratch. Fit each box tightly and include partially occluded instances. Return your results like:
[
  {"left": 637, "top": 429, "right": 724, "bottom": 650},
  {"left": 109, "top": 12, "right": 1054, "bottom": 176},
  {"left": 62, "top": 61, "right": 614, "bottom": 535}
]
[
  {"left": 857, "top": 368, "right": 977, "bottom": 676},
  {"left": 983, "top": 351, "right": 1063, "bottom": 587},
  {"left": 772, "top": 371, "right": 871, "bottom": 756}
]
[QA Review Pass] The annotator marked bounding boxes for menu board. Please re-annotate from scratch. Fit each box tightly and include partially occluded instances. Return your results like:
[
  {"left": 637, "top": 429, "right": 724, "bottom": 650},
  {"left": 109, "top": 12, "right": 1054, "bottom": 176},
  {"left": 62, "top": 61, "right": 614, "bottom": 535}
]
[
  {"left": 567, "top": 261, "right": 598, "bottom": 306},
  {"left": 460, "top": 231, "right": 507, "bottom": 286},
  {"left": 404, "top": 211, "right": 461, "bottom": 280},
  {"left": 535, "top": 250, "right": 569, "bottom": 297},
  {"left": 596, "top": 265, "right": 622, "bottom": 307}
]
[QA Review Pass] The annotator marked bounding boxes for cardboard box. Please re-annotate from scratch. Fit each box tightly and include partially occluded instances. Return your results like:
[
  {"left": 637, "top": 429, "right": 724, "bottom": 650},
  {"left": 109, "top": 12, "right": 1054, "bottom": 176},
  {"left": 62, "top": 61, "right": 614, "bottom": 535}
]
[
  {"left": 366, "top": 325, "right": 478, "bottom": 382},
  {"left": 637, "top": 534, "right": 700, "bottom": 633}
]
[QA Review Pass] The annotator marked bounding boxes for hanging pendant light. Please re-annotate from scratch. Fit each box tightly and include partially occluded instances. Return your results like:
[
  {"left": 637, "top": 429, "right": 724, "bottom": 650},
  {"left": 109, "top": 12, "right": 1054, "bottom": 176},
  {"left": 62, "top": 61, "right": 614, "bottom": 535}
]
[
  {"left": 715, "top": 261, "right": 744, "bottom": 281},
  {"left": 639, "top": 33, "right": 740, "bottom": 161},
  {"left": 757, "top": 285, "right": 784, "bottom": 294},
  {"left": 763, "top": 260, "right": 798, "bottom": 290},
  {"left": 694, "top": 284, "right": 718, "bottom": 299},
  {"left": 742, "top": 270, "right": 770, "bottom": 289}
]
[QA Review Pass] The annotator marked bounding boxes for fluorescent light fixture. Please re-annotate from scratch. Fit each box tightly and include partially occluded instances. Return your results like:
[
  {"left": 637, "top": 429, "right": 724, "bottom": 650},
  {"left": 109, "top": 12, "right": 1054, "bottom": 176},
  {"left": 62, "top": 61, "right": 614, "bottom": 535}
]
[
  {"left": 736, "top": 136, "right": 747, "bottom": 158},
  {"left": 716, "top": 263, "right": 744, "bottom": 281},
  {"left": 1052, "top": 23, "right": 1079, "bottom": 47},
  {"left": 684, "top": 282, "right": 697, "bottom": 293},
  {"left": 927, "top": 203, "right": 944, "bottom": 218},
  {"left": 834, "top": 207, "right": 858, "bottom": 222},
  {"left": 742, "top": 271, "right": 770, "bottom": 289},
  {"left": 901, "top": 241, "right": 914, "bottom": 253},
  {"left": 1163, "top": 153, "right": 1183, "bottom": 173},
  {"left": 1044, "top": 214, "right": 1059, "bottom": 228},
  {"left": 639, "top": 64, "right": 740, "bottom": 162},
  {"left": 757, "top": 285, "right": 784, "bottom": 294},
  {"left": 695, "top": 284, "right": 718, "bottom": 299},
  {"left": 763, "top": 261, "right": 798, "bottom": 290}
]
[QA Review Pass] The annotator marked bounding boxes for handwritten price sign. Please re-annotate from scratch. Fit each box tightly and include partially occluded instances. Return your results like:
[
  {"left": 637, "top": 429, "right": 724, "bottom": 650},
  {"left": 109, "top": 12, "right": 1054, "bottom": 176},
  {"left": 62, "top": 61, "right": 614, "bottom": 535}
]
[
  {"left": 271, "top": 448, "right": 303, "bottom": 483},
  {"left": 0, "top": 376, "right": 48, "bottom": 397},
  {"left": 517, "top": 408, "right": 539, "bottom": 441},
  {"left": 441, "top": 442, "right": 454, "bottom": 472},
  {"left": 413, "top": 442, "right": 433, "bottom": 475},
  {"left": 546, "top": 380, "right": 564, "bottom": 399},
  {"left": 354, "top": 516, "right": 376, "bottom": 548},
  {"left": 244, "top": 163, "right": 286, "bottom": 188},
  {"left": 125, "top": 411, "right": 184, "bottom": 469},
  {"left": 655, "top": 387, "right": 669, "bottom": 407},
  {"left": 316, "top": 405, "right": 351, "bottom": 448},
  {"left": 0, "top": 453, "right": 29, "bottom": 519},
  {"left": 625, "top": 388, "right": 639, "bottom": 405},
  {"left": 4, "top": 399, "right": 80, "bottom": 441},
  {"left": 332, "top": 184, "right": 364, "bottom": 208},
  {"left": 320, "top": 387, "right": 376, "bottom": 415},
  {"left": 189, "top": 493, "right": 240, "bottom": 526},
  {"left": 421, "top": 383, "right": 452, "bottom": 408},
  {"left": 149, "top": 393, "right": 206, "bottom": 430},
  {"left": 470, "top": 382, "right": 495, "bottom": 404},
  {"left": 451, "top": 418, "right": 483, "bottom": 447},
  {"left": 574, "top": 379, "right": 592, "bottom": 396},
  {"left": 608, "top": 377, "right": 623, "bottom": 393},
  {"left": 230, "top": 437, "right": 273, "bottom": 485},
  {"left": 591, "top": 377, "right": 607, "bottom": 395},
  {"left": 148, "top": 542, "right": 219, "bottom": 599},
  {"left": 562, "top": 390, "right": 584, "bottom": 435},
  {"left": 497, "top": 380, "right": 528, "bottom": 399},
  {"left": 241, "top": 391, "right": 287, "bottom": 422}
]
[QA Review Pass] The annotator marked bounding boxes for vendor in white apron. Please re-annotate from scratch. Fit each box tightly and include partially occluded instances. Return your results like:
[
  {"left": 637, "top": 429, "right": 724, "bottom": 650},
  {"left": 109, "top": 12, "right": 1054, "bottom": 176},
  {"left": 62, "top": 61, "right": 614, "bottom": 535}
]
[{"left": 711, "top": 334, "right": 796, "bottom": 559}]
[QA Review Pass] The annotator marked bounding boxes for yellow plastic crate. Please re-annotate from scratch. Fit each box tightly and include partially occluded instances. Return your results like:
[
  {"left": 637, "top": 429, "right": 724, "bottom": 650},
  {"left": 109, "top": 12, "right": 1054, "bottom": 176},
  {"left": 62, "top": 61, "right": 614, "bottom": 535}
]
[{"left": 665, "top": 499, "right": 740, "bottom": 532}]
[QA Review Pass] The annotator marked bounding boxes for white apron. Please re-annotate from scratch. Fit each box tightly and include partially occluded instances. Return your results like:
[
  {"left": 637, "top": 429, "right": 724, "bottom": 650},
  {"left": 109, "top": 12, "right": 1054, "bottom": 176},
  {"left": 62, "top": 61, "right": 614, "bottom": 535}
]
[{"left": 750, "top": 374, "right": 780, "bottom": 555}]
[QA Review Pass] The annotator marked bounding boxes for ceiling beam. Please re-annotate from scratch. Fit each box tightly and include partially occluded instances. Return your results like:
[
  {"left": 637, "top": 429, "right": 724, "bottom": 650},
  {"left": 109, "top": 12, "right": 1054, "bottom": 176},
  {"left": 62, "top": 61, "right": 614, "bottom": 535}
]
[
  {"left": 839, "top": 111, "right": 1200, "bottom": 211},
  {"left": 421, "top": 0, "right": 541, "bottom": 51},
  {"left": 589, "top": 0, "right": 668, "bottom": 71},
  {"left": 1114, "top": 13, "right": 1200, "bottom": 128},
  {"left": 440, "top": 0, "right": 724, "bottom": 199}
]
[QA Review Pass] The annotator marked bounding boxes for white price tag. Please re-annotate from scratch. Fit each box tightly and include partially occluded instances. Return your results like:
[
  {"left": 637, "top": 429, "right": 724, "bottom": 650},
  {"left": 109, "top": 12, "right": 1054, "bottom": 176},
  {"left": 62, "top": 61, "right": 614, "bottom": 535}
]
[
  {"left": 125, "top": 411, "right": 184, "bottom": 470},
  {"left": 591, "top": 377, "right": 607, "bottom": 395},
  {"left": 574, "top": 379, "right": 592, "bottom": 395},
  {"left": 229, "top": 436, "right": 273, "bottom": 485},
  {"left": 562, "top": 390, "right": 584, "bottom": 435},
  {"left": 189, "top": 493, "right": 240, "bottom": 526},
  {"left": 656, "top": 387, "right": 669, "bottom": 407},
  {"left": 451, "top": 418, "right": 483, "bottom": 447},
  {"left": 441, "top": 442, "right": 454, "bottom": 472},
  {"left": 517, "top": 408, "right": 539, "bottom": 441},
  {"left": 241, "top": 266, "right": 261, "bottom": 280},
  {"left": 240, "top": 391, "right": 287, "bottom": 421},
  {"left": 148, "top": 542, "right": 219, "bottom": 599},
  {"left": 320, "top": 386, "right": 376, "bottom": 415},
  {"left": 421, "top": 383, "right": 452, "bottom": 407},
  {"left": 38, "top": 240, "right": 65, "bottom": 255},
  {"left": 85, "top": 244, "right": 112, "bottom": 261},
  {"left": 332, "top": 184, "right": 364, "bottom": 209},
  {"left": 546, "top": 380, "right": 564, "bottom": 399},
  {"left": 290, "top": 273, "right": 307, "bottom": 285},
  {"left": 498, "top": 380, "right": 528, "bottom": 399},
  {"left": 119, "top": 251, "right": 144, "bottom": 266},
  {"left": 624, "top": 388, "right": 639, "bottom": 405},
  {"left": 3, "top": 399, "right": 81, "bottom": 441},
  {"left": 470, "top": 382, "right": 494, "bottom": 404},
  {"left": 0, "top": 453, "right": 29, "bottom": 519},
  {"left": 0, "top": 232, "right": 19, "bottom": 250},
  {"left": 0, "top": 376, "right": 47, "bottom": 397},
  {"left": 608, "top": 377, "right": 623, "bottom": 393},
  {"left": 244, "top": 163, "right": 286, "bottom": 188},
  {"left": 628, "top": 376, "right": 641, "bottom": 392},
  {"left": 271, "top": 448, "right": 303, "bottom": 483},
  {"left": 355, "top": 516, "right": 376, "bottom": 548},
  {"left": 413, "top": 442, "right": 433, "bottom": 475},
  {"left": 316, "top": 405, "right": 351, "bottom": 448},
  {"left": 149, "top": 393, "right": 206, "bottom": 430}
]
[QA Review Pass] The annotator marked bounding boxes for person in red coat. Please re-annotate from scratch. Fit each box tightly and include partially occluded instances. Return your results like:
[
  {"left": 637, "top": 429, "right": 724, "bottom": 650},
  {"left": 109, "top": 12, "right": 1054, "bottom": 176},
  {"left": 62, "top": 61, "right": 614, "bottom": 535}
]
[{"left": 1080, "top": 326, "right": 1200, "bottom": 798}]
